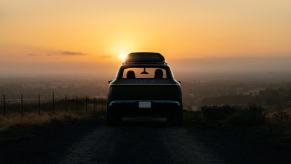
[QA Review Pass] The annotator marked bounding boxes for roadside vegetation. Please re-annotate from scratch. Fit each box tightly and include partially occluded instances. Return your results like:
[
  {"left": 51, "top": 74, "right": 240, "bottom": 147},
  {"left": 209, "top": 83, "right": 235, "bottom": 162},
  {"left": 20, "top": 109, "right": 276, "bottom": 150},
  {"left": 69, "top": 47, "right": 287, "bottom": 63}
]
[
  {"left": 0, "top": 97, "right": 107, "bottom": 127},
  {"left": 184, "top": 105, "right": 291, "bottom": 151},
  {"left": 0, "top": 111, "right": 105, "bottom": 142},
  {"left": 0, "top": 98, "right": 107, "bottom": 143},
  {"left": 0, "top": 111, "right": 103, "bottom": 129}
]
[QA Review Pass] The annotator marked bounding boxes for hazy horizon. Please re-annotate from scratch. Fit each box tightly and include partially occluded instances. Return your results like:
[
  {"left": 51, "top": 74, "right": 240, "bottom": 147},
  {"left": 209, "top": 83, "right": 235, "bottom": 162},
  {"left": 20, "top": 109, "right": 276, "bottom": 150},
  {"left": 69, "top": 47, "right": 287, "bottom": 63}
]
[{"left": 1, "top": 55, "right": 291, "bottom": 79}]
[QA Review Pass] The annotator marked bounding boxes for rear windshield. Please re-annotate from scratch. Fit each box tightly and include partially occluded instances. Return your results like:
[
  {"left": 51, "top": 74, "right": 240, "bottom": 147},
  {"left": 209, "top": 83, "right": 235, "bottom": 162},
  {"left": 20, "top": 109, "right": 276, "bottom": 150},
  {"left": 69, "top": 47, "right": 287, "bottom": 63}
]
[{"left": 122, "top": 67, "right": 168, "bottom": 79}]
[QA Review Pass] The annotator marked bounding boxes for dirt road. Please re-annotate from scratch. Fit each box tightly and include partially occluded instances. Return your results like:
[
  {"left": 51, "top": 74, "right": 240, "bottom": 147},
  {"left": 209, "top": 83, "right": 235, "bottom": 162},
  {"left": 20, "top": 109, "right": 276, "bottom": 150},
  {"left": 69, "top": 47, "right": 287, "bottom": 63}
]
[{"left": 58, "top": 121, "right": 223, "bottom": 164}]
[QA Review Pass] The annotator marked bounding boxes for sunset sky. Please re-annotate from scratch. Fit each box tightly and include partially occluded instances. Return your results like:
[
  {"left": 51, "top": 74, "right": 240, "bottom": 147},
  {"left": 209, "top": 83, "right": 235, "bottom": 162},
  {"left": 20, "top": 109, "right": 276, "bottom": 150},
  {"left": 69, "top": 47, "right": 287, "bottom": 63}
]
[{"left": 1, "top": 0, "right": 291, "bottom": 76}]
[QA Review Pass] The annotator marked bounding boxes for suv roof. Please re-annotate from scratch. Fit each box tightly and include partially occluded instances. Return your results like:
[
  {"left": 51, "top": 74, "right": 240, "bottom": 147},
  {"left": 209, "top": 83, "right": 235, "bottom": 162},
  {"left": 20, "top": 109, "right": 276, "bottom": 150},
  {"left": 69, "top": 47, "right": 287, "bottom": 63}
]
[{"left": 124, "top": 52, "right": 165, "bottom": 65}]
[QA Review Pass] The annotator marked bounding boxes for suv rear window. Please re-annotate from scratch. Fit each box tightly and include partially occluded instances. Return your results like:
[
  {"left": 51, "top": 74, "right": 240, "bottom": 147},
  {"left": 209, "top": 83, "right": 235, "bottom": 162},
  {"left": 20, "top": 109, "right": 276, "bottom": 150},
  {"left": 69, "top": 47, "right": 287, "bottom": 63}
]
[{"left": 122, "top": 67, "right": 168, "bottom": 79}]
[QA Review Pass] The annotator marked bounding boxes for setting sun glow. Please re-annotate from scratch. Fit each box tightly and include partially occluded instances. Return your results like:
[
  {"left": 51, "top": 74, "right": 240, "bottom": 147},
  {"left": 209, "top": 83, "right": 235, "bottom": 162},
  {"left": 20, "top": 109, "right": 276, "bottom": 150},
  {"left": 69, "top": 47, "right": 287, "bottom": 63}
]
[{"left": 118, "top": 51, "right": 129, "bottom": 61}]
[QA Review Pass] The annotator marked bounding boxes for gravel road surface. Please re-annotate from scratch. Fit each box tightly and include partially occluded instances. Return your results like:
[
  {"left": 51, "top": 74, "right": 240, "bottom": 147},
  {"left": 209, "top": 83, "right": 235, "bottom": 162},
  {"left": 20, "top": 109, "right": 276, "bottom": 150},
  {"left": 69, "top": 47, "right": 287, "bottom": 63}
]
[{"left": 58, "top": 120, "right": 223, "bottom": 164}]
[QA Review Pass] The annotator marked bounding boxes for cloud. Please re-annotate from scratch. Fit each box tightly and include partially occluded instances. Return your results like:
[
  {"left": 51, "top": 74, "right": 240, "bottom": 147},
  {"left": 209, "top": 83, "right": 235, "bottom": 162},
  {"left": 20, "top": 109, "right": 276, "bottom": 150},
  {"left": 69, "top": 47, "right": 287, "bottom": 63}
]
[
  {"left": 27, "top": 50, "right": 87, "bottom": 57},
  {"left": 60, "top": 51, "right": 86, "bottom": 56}
]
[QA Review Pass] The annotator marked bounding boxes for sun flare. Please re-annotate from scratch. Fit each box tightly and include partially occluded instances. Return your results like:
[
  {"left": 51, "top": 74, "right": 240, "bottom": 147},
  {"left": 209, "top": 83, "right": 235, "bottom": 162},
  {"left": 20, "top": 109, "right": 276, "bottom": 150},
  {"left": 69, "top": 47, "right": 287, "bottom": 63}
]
[{"left": 118, "top": 51, "right": 128, "bottom": 61}]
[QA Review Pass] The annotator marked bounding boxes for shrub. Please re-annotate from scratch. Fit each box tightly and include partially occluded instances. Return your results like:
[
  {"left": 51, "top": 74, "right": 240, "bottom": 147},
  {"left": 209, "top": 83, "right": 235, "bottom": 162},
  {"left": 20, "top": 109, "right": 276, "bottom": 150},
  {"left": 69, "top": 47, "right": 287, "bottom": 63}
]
[
  {"left": 201, "top": 105, "right": 237, "bottom": 121},
  {"left": 201, "top": 105, "right": 266, "bottom": 127},
  {"left": 224, "top": 105, "right": 265, "bottom": 126},
  {"left": 272, "top": 111, "right": 290, "bottom": 123}
]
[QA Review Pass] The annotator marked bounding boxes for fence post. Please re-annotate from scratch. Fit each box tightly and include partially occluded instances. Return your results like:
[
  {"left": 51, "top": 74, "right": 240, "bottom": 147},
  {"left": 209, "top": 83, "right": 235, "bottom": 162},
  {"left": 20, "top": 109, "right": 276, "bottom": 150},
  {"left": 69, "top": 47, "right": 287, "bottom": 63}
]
[
  {"left": 85, "top": 97, "right": 88, "bottom": 112},
  {"left": 95, "top": 98, "right": 97, "bottom": 111},
  {"left": 52, "top": 90, "right": 55, "bottom": 113},
  {"left": 65, "top": 96, "right": 68, "bottom": 112},
  {"left": 75, "top": 96, "right": 78, "bottom": 111},
  {"left": 2, "top": 95, "right": 6, "bottom": 115},
  {"left": 38, "top": 94, "right": 41, "bottom": 115},
  {"left": 21, "top": 94, "right": 24, "bottom": 116}
]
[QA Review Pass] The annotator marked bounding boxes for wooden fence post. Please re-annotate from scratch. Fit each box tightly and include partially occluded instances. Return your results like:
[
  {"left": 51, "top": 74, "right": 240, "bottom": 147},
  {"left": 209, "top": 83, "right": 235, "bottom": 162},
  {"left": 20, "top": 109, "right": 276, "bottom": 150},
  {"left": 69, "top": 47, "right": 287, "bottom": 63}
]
[
  {"left": 52, "top": 90, "right": 55, "bottom": 113},
  {"left": 38, "top": 94, "right": 41, "bottom": 115},
  {"left": 65, "top": 96, "right": 68, "bottom": 112},
  {"left": 95, "top": 98, "right": 97, "bottom": 111},
  {"left": 75, "top": 96, "right": 78, "bottom": 111},
  {"left": 2, "top": 95, "right": 6, "bottom": 115},
  {"left": 21, "top": 94, "right": 24, "bottom": 116},
  {"left": 85, "top": 97, "right": 88, "bottom": 112}
]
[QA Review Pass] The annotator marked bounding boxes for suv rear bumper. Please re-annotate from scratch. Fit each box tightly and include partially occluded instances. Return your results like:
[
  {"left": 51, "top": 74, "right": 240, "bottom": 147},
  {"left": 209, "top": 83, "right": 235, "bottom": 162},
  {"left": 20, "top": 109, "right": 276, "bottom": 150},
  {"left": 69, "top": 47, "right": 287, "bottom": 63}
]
[{"left": 107, "top": 100, "right": 182, "bottom": 117}]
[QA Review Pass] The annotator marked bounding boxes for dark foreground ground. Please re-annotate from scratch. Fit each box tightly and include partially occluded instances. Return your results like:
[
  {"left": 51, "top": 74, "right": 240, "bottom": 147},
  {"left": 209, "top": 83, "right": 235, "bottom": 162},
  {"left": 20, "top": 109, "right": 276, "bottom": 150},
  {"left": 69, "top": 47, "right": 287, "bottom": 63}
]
[{"left": 0, "top": 114, "right": 290, "bottom": 164}]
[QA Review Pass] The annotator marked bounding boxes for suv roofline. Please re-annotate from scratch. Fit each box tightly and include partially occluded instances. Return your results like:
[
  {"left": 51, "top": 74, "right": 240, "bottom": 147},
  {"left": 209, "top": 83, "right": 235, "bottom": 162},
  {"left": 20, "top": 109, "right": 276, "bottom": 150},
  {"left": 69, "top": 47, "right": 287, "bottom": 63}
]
[{"left": 121, "top": 63, "right": 168, "bottom": 66}]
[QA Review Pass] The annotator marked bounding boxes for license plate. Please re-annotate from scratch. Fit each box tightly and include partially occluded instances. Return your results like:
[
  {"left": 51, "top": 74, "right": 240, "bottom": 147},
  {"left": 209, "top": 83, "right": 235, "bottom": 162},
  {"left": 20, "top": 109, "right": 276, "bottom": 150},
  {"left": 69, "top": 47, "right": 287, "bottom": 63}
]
[{"left": 139, "top": 101, "right": 151, "bottom": 109}]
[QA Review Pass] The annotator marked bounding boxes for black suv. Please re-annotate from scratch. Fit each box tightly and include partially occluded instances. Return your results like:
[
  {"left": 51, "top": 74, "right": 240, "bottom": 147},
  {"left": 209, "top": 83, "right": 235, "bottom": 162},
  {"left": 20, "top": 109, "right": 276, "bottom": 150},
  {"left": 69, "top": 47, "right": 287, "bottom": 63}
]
[{"left": 107, "top": 52, "right": 183, "bottom": 124}]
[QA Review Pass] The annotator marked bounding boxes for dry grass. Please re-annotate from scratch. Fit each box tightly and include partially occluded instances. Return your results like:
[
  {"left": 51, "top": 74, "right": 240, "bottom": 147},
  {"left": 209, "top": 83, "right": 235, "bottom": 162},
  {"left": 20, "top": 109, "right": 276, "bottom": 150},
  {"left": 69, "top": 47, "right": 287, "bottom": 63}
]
[
  {"left": 0, "top": 111, "right": 103, "bottom": 131},
  {"left": 185, "top": 106, "right": 291, "bottom": 149}
]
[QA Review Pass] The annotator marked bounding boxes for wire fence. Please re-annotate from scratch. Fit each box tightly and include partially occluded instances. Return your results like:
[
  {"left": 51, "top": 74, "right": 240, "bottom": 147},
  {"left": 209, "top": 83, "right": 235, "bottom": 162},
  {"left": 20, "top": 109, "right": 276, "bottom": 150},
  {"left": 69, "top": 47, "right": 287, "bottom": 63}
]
[{"left": 0, "top": 92, "right": 107, "bottom": 116}]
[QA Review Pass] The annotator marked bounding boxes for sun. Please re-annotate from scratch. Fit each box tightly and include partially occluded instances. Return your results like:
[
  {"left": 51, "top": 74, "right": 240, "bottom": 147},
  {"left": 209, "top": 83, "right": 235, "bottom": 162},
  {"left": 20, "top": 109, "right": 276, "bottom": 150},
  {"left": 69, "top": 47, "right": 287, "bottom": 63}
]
[{"left": 118, "top": 51, "right": 128, "bottom": 61}]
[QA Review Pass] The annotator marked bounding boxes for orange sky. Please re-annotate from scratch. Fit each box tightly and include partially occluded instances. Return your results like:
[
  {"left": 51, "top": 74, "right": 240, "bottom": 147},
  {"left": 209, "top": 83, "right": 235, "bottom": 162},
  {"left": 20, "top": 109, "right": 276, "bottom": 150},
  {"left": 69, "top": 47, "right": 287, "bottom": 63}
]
[{"left": 0, "top": 0, "right": 291, "bottom": 76}]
